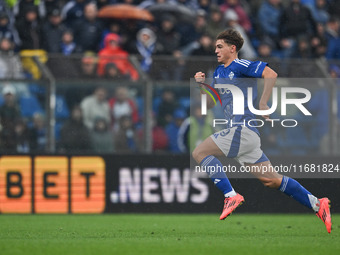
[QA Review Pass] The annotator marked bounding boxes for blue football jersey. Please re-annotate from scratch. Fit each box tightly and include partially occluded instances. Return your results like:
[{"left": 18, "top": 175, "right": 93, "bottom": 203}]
[{"left": 212, "top": 58, "right": 268, "bottom": 134}]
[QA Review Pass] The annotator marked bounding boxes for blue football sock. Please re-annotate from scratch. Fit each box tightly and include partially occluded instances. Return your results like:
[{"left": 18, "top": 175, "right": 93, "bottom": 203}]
[
  {"left": 279, "top": 176, "right": 319, "bottom": 212},
  {"left": 200, "top": 155, "right": 236, "bottom": 197}
]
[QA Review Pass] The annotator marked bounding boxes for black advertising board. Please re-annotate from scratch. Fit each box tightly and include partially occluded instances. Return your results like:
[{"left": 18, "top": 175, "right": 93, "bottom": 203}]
[{"left": 0, "top": 155, "right": 339, "bottom": 214}]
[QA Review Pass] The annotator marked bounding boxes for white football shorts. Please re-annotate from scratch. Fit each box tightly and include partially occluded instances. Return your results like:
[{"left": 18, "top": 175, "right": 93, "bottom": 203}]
[{"left": 210, "top": 126, "right": 269, "bottom": 165}]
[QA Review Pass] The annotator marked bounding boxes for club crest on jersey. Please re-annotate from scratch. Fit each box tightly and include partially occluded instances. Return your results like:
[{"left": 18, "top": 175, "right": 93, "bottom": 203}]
[{"left": 228, "top": 71, "right": 234, "bottom": 80}]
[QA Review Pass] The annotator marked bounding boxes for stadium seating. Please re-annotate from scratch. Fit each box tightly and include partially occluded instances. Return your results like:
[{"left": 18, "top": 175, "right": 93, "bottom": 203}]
[
  {"left": 55, "top": 95, "right": 70, "bottom": 120},
  {"left": 19, "top": 94, "right": 43, "bottom": 118}
]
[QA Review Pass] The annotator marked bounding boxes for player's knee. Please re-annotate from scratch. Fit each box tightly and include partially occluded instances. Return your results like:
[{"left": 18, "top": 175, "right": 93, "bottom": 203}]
[
  {"left": 192, "top": 146, "right": 205, "bottom": 164},
  {"left": 192, "top": 147, "right": 200, "bottom": 163}
]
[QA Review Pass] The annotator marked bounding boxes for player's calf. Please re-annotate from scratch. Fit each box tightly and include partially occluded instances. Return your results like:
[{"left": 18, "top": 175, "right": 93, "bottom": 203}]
[
  {"left": 258, "top": 177, "right": 282, "bottom": 189},
  {"left": 247, "top": 161, "right": 283, "bottom": 189}
]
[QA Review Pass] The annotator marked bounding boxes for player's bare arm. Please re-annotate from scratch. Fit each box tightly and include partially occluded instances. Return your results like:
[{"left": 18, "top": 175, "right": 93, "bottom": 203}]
[
  {"left": 194, "top": 71, "right": 215, "bottom": 109},
  {"left": 259, "top": 66, "right": 278, "bottom": 120}
]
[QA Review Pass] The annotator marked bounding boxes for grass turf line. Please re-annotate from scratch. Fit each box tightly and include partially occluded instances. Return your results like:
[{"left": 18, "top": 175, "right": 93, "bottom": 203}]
[{"left": 0, "top": 214, "right": 339, "bottom": 255}]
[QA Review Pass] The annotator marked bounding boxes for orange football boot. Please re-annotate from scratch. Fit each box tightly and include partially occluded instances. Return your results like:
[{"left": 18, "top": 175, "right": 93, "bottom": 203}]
[
  {"left": 316, "top": 197, "right": 332, "bottom": 233},
  {"left": 220, "top": 193, "right": 245, "bottom": 220}
]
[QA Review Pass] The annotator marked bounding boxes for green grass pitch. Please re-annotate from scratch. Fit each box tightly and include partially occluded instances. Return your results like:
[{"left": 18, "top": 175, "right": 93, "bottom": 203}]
[{"left": 0, "top": 214, "right": 339, "bottom": 255}]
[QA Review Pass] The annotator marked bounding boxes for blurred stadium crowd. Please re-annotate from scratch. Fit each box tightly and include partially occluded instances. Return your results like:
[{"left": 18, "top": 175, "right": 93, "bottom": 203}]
[
  {"left": 0, "top": 0, "right": 339, "bottom": 155},
  {"left": 1, "top": 0, "right": 340, "bottom": 60}
]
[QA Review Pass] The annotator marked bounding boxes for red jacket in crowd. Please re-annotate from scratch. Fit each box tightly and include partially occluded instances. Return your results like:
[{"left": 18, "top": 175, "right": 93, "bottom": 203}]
[{"left": 97, "top": 33, "right": 139, "bottom": 81}]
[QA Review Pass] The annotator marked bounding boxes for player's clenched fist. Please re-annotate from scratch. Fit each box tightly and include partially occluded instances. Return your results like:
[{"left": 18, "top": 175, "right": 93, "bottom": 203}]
[{"left": 194, "top": 72, "right": 205, "bottom": 83}]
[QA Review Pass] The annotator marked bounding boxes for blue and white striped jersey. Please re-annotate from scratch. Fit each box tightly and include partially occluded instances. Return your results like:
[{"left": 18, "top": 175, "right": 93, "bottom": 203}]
[{"left": 212, "top": 58, "right": 268, "bottom": 134}]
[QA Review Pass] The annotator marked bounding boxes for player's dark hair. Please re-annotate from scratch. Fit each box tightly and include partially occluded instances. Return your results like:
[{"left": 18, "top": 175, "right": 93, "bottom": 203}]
[{"left": 216, "top": 29, "right": 244, "bottom": 52}]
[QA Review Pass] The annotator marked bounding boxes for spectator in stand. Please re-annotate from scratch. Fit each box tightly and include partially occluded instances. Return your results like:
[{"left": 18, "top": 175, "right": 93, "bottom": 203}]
[
  {"left": 154, "top": 15, "right": 185, "bottom": 80},
  {"left": 246, "top": 0, "right": 264, "bottom": 15},
  {"left": 257, "top": 40, "right": 273, "bottom": 58},
  {"left": 15, "top": 5, "right": 43, "bottom": 50},
  {"left": 155, "top": 15, "right": 181, "bottom": 55},
  {"left": 138, "top": 114, "right": 169, "bottom": 152},
  {"left": 109, "top": 86, "right": 139, "bottom": 130},
  {"left": 13, "top": 0, "right": 45, "bottom": 21},
  {"left": 129, "top": 28, "right": 157, "bottom": 73},
  {"left": 0, "top": 3, "right": 12, "bottom": 17},
  {"left": 296, "top": 35, "right": 313, "bottom": 58},
  {"left": 325, "top": 17, "right": 340, "bottom": 59},
  {"left": 115, "top": 115, "right": 139, "bottom": 153},
  {"left": 178, "top": 9, "right": 207, "bottom": 51},
  {"left": 165, "top": 108, "right": 187, "bottom": 153},
  {"left": 177, "top": 103, "right": 214, "bottom": 152},
  {"left": 152, "top": 120, "right": 169, "bottom": 152},
  {"left": 206, "top": 5, "right": 225, "bottom": 39},
  {"left": 326, "top": 35, "right": 340, "bottom": 59},
  {"left": 90, "top": 117, "right": 114, "bottom": 153},
  {"left": 80, "top": 53, "right": 98, "bottom": 78},
  {"left": 60, "top": 29, "right": 81, "bottom": 55},
  {"left": 117, "top": 21, "right": 140, "bottom": 52},
  {"left": 220, "top": 0, "right": 252, "bottom": 33},
  {"left": 225, "top": 9, "right": 257, "bottom": 59},
  {"left": 311, "top": 22, "right": 327, "bottom": 57},
  {"left": 305, "top": 0, "right": 329, "bottom": 24},
  {"left": 279, "top": 0, "right": 317, "bottom": 58},
  {"left": 329, "top": 63, "right": 340, "bottom": 79},
  {"left": 171, "top": 50, "right": 187, "bottom": 81},
  {"left": 44, "top": 0, "right": 64, "bottom": 17},
  {"left": 324, "top": 17, "right": 339, "bottom": 42},
  {"left": 97, "top": 33, "right": 139, "bottom": 81},
  {"left": 328, "top": 0, "right": 340, "bottom": 19},
  {"left": 72, "top": 2, "right": 103, "bottom": 52},
  {"left": 191, "top": 33, "right": 215, "bottom": 56},
  {"left": 0, "top": 11, "right": 17, "bottom": 46},
  {"left": 59, "top": 105, "right": 92, "bottom": 153},
  {"left": 257, "top": 0, "right": 283, "bottom": 49},
  {"left": 62, "top": 53, "right": 97, "bottom": 110},
  {"left": 29, "top": 112, "right": 46, "bottom": 152},
  {"left": 0, "top": 5, "right": 21, "bottom": 47},
  {"left": 257, "top": 38, "right": 282, "bottom": 61},
  {"left": 157, "top": 89, "right": 178, "bottom": 127},
  {"left": 103, "top": 63, "right": 129, "bottom": 80},
  {"left": 80, "top": 86, "right": 110, "bottom": 130},
  {"left": 0, "top": 85, "right": 21, "bottom": 151},
  {"left": 0, "top": 38, "right": 24, "bottom": 78},
  {"left": 13, "top": 118, "right": 31, "bottom": 153},
  {"left": 42, "top": 8, "right": 66, "bottom": 53},
  {"left": 198, "top": 0, "right": 213, "bottom": 13},
  {"left": 61, "top": 0, "right": 88, "bottom": 27},
  {"left": 99, "top": 21, "right": 121, "bottom": 50}
]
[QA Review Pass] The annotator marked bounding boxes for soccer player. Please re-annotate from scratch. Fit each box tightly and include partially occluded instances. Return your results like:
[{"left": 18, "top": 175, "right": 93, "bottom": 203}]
[{"left": 193, "top": 29, "right": 332, "bottom": 233}]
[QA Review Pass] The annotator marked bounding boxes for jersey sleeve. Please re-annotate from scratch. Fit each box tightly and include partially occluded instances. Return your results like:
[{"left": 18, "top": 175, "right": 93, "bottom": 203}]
[
  {"left": 210, "top": 69, "right": 220, "bottom": 100},
  {"left": 211, "top": 69, "right": 217, "bottom": 88},
  {"left": 239, "top": 60, "right": 268, "bottom": 78}
]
